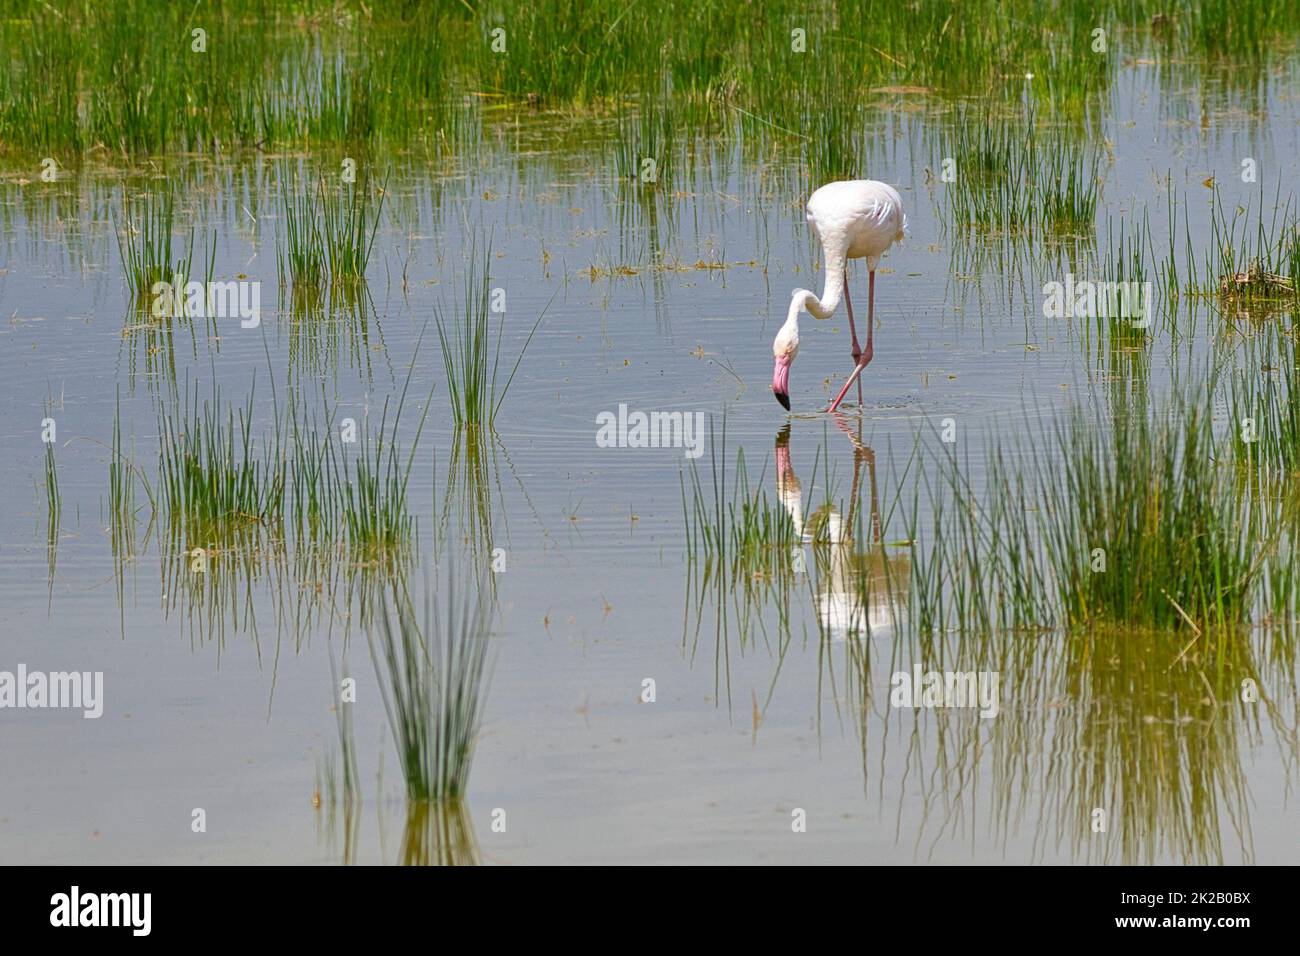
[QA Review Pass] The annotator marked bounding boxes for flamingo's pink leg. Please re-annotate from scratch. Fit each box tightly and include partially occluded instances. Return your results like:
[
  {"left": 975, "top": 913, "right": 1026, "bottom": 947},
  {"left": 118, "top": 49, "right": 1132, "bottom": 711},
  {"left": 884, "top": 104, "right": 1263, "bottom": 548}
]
[
  {"left": 843, "top": 273, "right": 863, "bottom": 406},
  {"left": 844, "top": 273, "right": 861, "bottom": 363},
  {"left": 828, "top": 270, "right": 875, "bottom": 412}
]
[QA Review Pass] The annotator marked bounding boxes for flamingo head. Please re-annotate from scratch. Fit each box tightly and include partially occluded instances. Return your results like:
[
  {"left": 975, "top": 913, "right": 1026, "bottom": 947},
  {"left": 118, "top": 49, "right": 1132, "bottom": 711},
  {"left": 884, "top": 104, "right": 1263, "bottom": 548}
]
[
  {"left": 772, "top": 292, "right": 805, "bottom": 410},
  {"left": 772, "top": 354, "right": 793, "bottom": 410}
]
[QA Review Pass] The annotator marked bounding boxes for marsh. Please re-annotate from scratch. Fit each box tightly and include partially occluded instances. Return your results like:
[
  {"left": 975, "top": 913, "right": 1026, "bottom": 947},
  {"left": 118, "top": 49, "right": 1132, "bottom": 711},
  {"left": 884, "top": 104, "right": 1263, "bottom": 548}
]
[{"left": 1, "top": 1, "right": 1298, "bottom": 866}]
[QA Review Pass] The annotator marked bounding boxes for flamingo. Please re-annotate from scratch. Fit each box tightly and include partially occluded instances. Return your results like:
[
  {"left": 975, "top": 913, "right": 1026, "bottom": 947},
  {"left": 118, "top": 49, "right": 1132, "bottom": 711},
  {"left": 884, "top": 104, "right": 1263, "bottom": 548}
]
[{"left": 771, "top": 180, "right": 906, "bottom": 412}]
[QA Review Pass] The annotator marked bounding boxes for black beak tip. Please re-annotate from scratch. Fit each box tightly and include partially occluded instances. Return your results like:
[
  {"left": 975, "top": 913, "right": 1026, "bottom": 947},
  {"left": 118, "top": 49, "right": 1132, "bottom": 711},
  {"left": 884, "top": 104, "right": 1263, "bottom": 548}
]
[{"left": 774, "top": 391, "right": 791, "bottom": 411}]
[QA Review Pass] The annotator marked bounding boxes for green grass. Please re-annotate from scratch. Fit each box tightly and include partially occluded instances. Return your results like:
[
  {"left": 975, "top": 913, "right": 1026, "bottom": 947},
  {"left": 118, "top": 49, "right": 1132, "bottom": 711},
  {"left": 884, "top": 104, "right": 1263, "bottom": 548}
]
[
  {"left": 679, "top": 417, "right": 808, "bottom": 710},
  {"left": 108, "top": 367, "right": 429, "bottom": 646},
  {"left": 1160, "top": 185, "right": 1300, "bottom": 310},
  {"left": 370, "top": 572, "right": 492, "bottom": 803},
  {"left": 336, "top": 402, "right": 423, "bottom": 559},
  {"left": 1037, "top": 394, "right": 1261, "bottom": 629},
  {"left": 157, "top": 382, "right": 286, "bottom": 543},
  {"left": 289, "top": 367, "right": 430, "bottom": 564},
  {"left": 150, "top": 346, "right": 428, "bottom": 557},
  {"left": 115, "top": 190, "right": 194, "bottom": 302},
  {"left": 1089, "top": 213, "right": 1157, "bottom": 349},
  {"left": 279, "top": 185, "right": 327, "bottom": 290},
  {"left": 1225, "top": 329, "right": 1300, "bottom": 480},
  {"left": 1208, "top": 192, "right": 1300, "bottom": 307},
  {"left": 940, "top": 112, "right": 1099, "bottom": 239},
  {"left": 907, "top": 381, "right": 1278, "bottom": 636},
  {"left": 433, "top": 239, "right": 546, "bottom": 428},
  {"left": 5, "top": 1, "right": 1300, "bottom": 163},
  {"left": 146, "top": 385, "right": 426, "bottom": 645},
  {"left": 277, "top": 173, "right": 386, "bottom": 292},
  {"left": 42, "top": 405, "right": 60, "bottom": 596},
  {"left": 681, "top": 421, "right": 802, "bottom": 590}
]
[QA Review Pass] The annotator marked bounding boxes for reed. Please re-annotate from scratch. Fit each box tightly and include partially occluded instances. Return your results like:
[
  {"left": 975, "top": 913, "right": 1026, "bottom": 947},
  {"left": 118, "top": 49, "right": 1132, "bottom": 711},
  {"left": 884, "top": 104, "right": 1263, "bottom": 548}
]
[
  {"left": 909, "top": 383, "right": 1273, "bottom": 636},
  {"left": 156, "top": 382, "right": 286, "bottom": 542},
  {"left": 289, "top": 371, "right": 429, "bottom": 564},
  {"left": 115, "top": 191, "right": 194, "bottom": 302},
  {"left": 5, "top": 0, "right": 1300, "bottom": 160},
  {"left": 681, "top": 417, "right": 802, "bottom": 591},
  {"left": 1093, "top": 212, "right": 1156, "bottom": 348},
  {"left": 1035, "top": 394, "right": 1260, "bottom": 630},
  {"left": 1161, "top": 186, "right": 1300, "bottom": 309},
  {"left": 277, "top": 174, "right": 385, "bottom": 291},
  {"left": 369, "top": 572, "right": 492, "bottom": 802},
  {"left": 1225, "top": 329, "right": 1300, "bottom": 479},
  {"left": 941, "top": 114, "right": 1098, "bottom": 239},
  {"left": 433, "top": 240, "right": 546, "bottom": 427}
]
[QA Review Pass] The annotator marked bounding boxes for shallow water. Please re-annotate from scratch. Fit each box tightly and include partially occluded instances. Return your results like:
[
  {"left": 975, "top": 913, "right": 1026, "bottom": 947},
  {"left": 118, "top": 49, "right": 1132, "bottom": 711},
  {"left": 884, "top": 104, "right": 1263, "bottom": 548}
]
[{"left": 2, "top": 60, "right": 1299, "bottom": 864}]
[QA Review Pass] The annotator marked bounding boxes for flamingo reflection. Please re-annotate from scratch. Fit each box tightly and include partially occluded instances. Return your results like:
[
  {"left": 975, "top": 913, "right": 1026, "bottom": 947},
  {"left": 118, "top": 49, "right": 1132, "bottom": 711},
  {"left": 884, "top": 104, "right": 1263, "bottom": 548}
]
[{"left": 775, "top": 416, "right": 908, "bottom": 641}]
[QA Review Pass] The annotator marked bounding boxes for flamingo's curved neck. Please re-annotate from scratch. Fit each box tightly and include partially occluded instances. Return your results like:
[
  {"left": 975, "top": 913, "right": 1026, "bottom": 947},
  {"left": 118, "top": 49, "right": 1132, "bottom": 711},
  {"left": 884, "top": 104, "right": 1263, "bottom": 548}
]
[
  {"left": 789, "top": 239, "right": 847, "bottom": 321},
  {"left": 814, "top": 241, "right": 847, "bottom": 317}
]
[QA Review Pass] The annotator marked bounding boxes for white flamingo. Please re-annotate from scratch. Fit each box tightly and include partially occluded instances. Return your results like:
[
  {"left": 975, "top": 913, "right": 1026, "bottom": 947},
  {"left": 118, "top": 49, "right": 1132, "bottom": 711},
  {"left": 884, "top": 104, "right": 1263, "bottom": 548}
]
[{"left": 771, "top": 180, "right": 906, "bottom": 412}]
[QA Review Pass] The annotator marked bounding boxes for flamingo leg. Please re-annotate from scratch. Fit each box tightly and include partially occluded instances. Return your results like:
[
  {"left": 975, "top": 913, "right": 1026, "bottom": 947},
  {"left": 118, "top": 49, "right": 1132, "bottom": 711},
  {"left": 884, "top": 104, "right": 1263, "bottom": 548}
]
[
  {"left": 843, "top": 273, "right": 863, "bottom": 405},
  {"left": 828, "top": 270, "right": 875, "bottom": 412}
]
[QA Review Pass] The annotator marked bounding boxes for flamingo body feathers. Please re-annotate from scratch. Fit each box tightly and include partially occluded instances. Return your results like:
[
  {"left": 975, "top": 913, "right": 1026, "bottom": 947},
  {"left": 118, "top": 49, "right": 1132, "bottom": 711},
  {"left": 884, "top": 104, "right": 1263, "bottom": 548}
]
[{"left": 806, "top": 179, "right": 906, "bottom": 272}]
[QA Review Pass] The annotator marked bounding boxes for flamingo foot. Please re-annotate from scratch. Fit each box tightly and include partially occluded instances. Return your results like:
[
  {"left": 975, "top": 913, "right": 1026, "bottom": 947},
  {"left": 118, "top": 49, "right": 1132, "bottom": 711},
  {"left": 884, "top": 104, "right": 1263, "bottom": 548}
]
[{"left": 827, "top": 345, "right": 873, "bottom": 413}]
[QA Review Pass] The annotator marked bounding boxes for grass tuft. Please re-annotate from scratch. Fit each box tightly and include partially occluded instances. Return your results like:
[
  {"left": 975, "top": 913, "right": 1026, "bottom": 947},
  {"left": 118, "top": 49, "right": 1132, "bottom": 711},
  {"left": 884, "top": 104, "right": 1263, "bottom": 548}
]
[
  {"left": 278, "top": 173, "right": 386, "bottom": 292},
  {"left": 369, "top": 571, "right": 492, "bottom": 803},
  {"left": 115, "top": 190, "right": 194, "bottom": 303},
  {"left": 434, "top": 238, "right": 546, "bottom": 427}
]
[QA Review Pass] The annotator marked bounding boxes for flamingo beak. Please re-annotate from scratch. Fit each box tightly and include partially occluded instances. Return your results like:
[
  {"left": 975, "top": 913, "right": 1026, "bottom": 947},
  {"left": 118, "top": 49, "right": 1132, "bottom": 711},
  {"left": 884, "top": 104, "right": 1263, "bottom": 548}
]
[{"left": 772, "top": 356, "right": 792, "bottom": 411}]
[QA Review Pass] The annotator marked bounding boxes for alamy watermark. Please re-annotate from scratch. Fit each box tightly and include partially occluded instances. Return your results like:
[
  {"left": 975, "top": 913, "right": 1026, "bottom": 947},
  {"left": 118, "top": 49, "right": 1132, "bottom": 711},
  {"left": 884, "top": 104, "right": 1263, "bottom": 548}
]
[
  {"left": 0, "top": 664, "right": 103, "bottom": 718},
  {"left": 596, "top": 403, "right": 705, "bottom": 459},
  {"left": 50, "top": 886, "right": 150, "bottom": 936},
  {"left": 151, "top": 277, "right": 261, "bottom": 328},
  {"left": 889, "top": 666, "right": 1000, "bottom": 719},
  {"left": 1042, "top": 273, "right": 1151, "bottom": 328}
]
